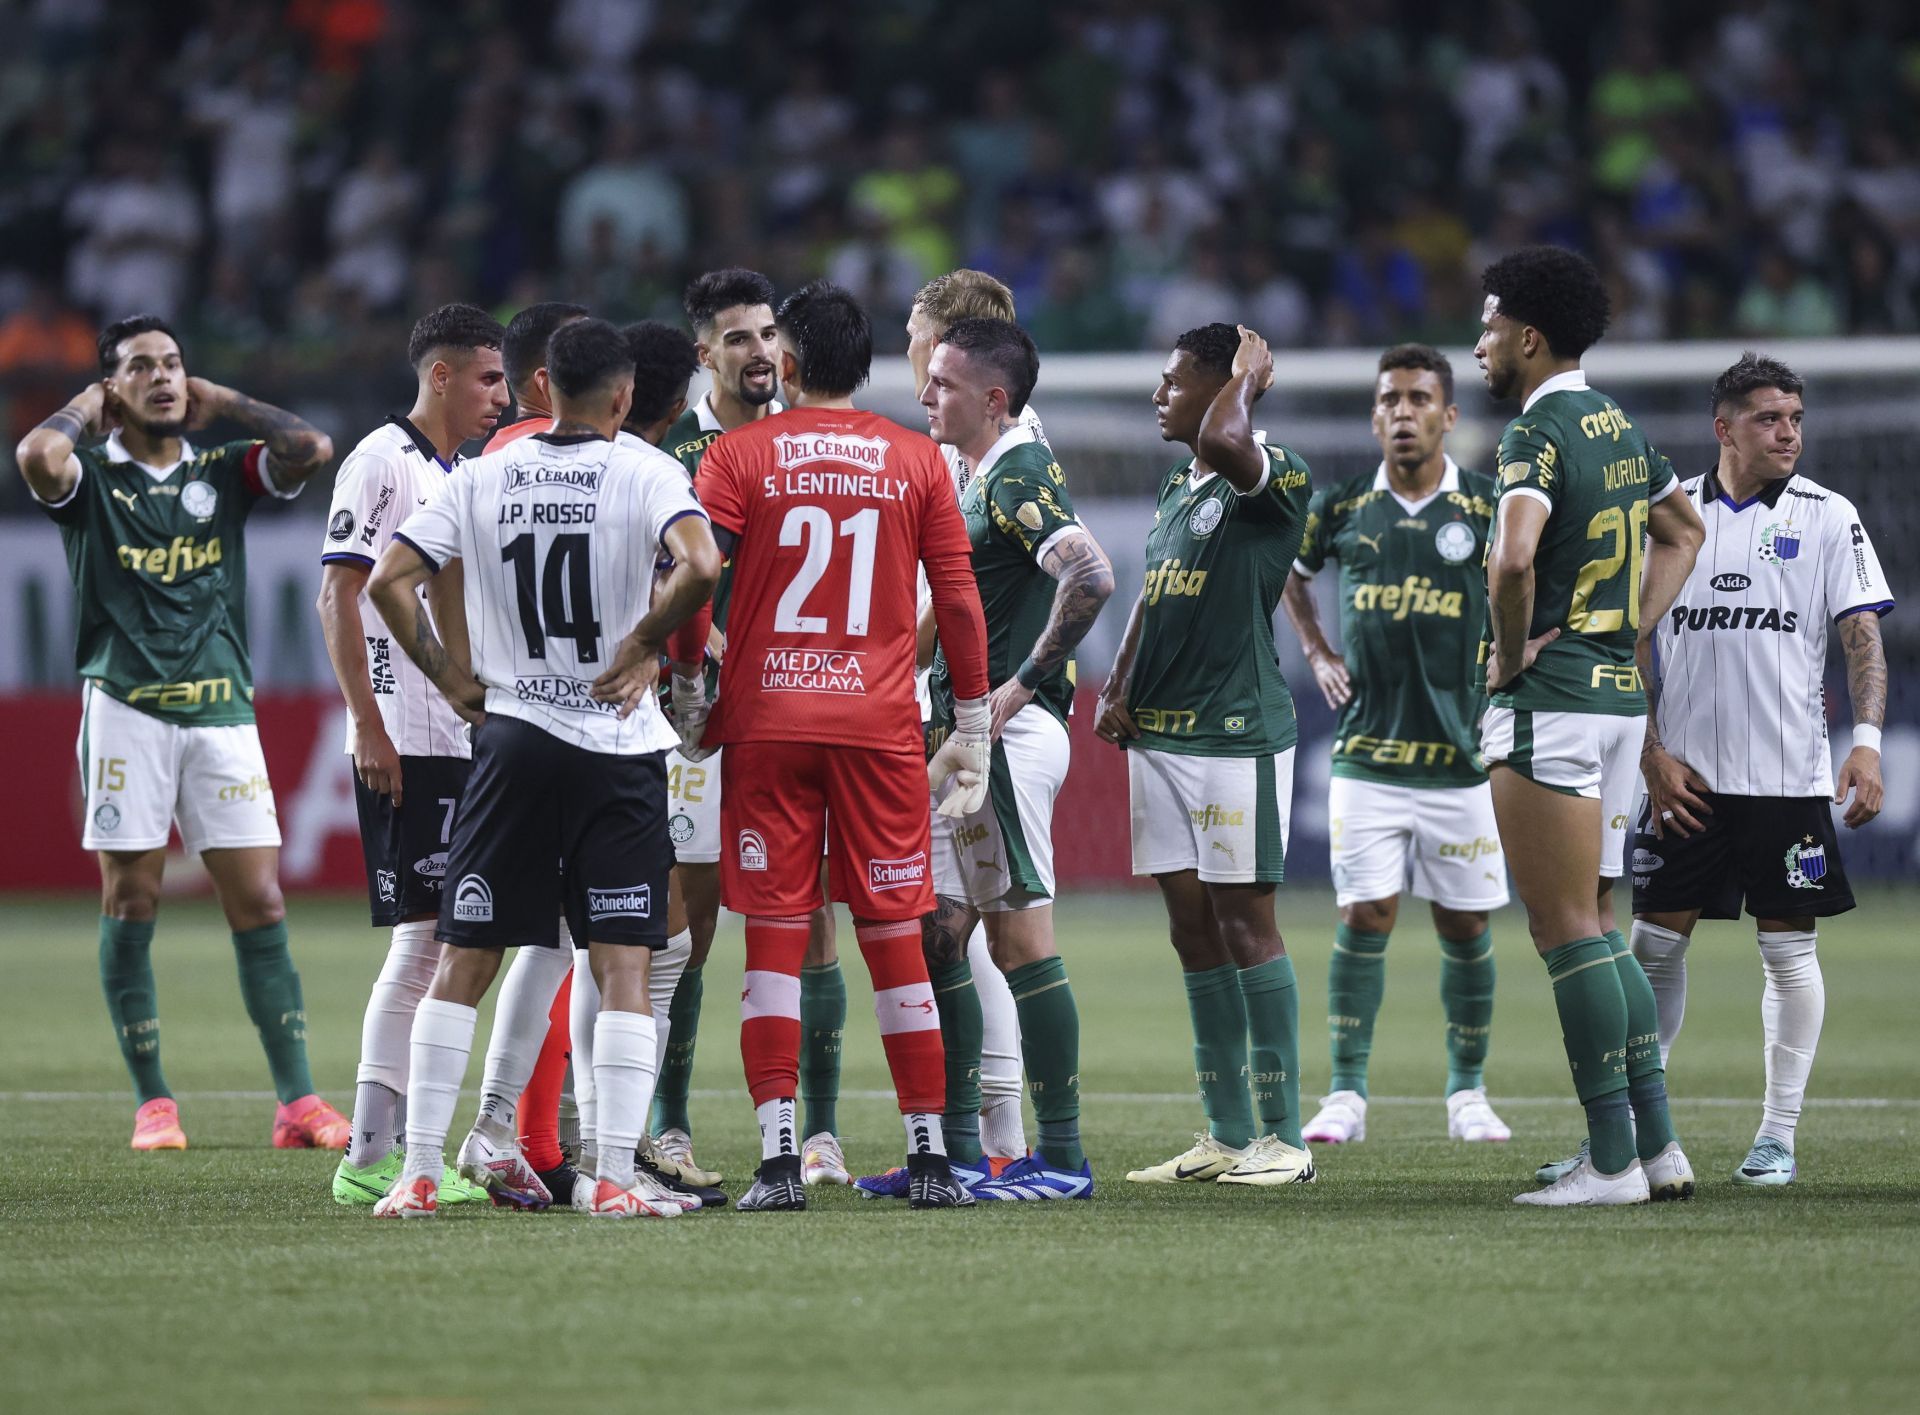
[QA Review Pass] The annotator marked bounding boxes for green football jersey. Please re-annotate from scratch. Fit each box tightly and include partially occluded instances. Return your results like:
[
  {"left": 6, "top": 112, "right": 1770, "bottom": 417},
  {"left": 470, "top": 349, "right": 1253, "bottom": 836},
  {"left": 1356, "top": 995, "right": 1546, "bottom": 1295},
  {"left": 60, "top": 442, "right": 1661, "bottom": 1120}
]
[
  {"left": 929, "top": 432, "right": 1082, "bottom": 727},
  {"left": 1488, "top": 376, "right": 1678, "bottom": 715},
  {"left": 1296, "top": 460, "right": 1496, "bottom": 787},
  {"left": 665, "top": 394, "right": 783, "bottom": 636},
  {"left": 40, "top": 435, "right": 273, "bottom": 726},
  {"left": 1126, "top": 442, "right": 1313, "bottom": 757}
]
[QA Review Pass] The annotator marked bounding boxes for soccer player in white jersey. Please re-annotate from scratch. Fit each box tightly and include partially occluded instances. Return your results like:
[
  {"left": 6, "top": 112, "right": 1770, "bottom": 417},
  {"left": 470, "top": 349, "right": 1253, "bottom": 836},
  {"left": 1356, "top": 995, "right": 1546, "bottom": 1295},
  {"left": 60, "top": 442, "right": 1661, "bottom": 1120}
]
[
  {"left": 364, "top": 317, "right": 722, "bottom": 1219},
  {"left": 319, "top": 304, "right": 508, "bottom": 1207},
  {"left": 1626, "top": 354, "right": 1891, "bottom": 1187}
]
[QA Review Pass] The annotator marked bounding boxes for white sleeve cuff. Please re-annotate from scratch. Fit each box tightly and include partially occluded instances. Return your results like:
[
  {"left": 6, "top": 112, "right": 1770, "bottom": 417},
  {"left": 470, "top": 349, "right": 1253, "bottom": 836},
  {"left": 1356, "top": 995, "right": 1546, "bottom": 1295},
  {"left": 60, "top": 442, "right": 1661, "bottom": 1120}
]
[
  {"left": 1649, "top": 477, "right": 1680, "bottom": 505},
  {"left": 1503, "top": 486, "right": 1553, "bottom": 512},
  {"left": 1291, "top": 560, "right": 1317, "bottom": 580},
  {"left": 1033, "top": 523, "right": 1085, "bottom": 564},
  {"left": 29, "top": 460, "right": 83, "bottom": 509}
]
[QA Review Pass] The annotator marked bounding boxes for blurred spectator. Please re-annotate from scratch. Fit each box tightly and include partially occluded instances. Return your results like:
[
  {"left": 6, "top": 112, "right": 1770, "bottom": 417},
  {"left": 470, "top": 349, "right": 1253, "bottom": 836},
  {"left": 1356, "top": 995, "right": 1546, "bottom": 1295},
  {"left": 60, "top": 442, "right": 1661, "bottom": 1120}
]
[
  {"left": 1451, "top": 8, "right": 1564, "bottom": 186},
  {"left": 557, "top": 121, "right": 689, "bottom": 270},
  {"left": 63, "top": 142, "right": 201, "bottom": 320},
  {"left": 0, "top": 279, "right": 96, "bottom": 441},
  {"left": 1026, "top": 247, "right": 1140, "bottom": 353},
  {"left": 189, "top": 57, "right": 298, "bottom": 260},
  {"left": 1146, "top": 239, "right": 1237, "bottom": 350},
  {"left": 328, "top": 141, "right": 418, "bottom": 310},
  {"left": 1589, "top": 23, "right": 1698, "bottom": 195},
  {"left": 1736, "top": 244, "right": 1843, "bottom": 337}
]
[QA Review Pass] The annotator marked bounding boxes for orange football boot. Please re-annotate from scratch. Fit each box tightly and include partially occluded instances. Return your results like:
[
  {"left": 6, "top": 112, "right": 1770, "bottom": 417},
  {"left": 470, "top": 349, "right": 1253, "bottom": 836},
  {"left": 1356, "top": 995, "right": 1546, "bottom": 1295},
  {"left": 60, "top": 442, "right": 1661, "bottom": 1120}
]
[
  {"left": 273, "top": 1094, "right": 352, "bottom": 1149},
  {"left": 131, "top": 1097, "right": 187, "bottom": 1150}
]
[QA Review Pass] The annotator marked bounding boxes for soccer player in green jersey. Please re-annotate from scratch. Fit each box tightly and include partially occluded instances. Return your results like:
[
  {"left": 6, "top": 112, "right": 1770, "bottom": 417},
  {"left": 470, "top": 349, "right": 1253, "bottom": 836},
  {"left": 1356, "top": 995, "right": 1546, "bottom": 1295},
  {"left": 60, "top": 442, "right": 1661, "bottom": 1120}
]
[
  {"left": 1097, "top": 323, "right": 1318, "bottom": 1188},
  {"left": 1473, "top": 247, "right": 1706, "bottom": 1206},
  {"left": 911, "top": 317, "right": 1114, "bottom": 1200},
  {"left": 15, "top": 314, "right": 343, "bottom": 1151},
  {"left": 1282, "top": 344, "right": 1512, "bottom": 1146},
  {"left": 646, "top": 269, "right": 850, "bottom": 1191}
]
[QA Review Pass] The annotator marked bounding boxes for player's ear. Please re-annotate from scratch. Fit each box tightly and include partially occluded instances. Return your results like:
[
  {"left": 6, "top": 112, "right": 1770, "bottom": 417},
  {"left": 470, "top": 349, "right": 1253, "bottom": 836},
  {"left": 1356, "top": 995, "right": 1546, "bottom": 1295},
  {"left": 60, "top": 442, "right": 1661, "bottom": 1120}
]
[
  {"left": 430, "top": 359, "right": 451, "bottom": 395},
  {"left": 612, "top": 378, "right": 635, "bottom": 430},
  {"left": 533, "top": 367, "right": 551, "bottom": 404},
  {"left": 1442, "top": 403, "right": 1459, "bottom": 433},
  {"left": 667, "top": 392, "right": 689, "bottom": 425},
  {"left": 1713, "top": 413, "right": 1734, "bottom": 448}
]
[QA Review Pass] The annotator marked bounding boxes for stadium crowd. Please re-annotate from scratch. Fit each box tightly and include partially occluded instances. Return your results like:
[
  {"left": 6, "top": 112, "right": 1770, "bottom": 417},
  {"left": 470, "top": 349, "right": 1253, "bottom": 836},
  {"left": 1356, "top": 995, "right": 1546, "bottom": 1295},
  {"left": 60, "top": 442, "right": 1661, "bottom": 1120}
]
[{"left": 3, "top": 0, "right": 1919, "bottom": 403}]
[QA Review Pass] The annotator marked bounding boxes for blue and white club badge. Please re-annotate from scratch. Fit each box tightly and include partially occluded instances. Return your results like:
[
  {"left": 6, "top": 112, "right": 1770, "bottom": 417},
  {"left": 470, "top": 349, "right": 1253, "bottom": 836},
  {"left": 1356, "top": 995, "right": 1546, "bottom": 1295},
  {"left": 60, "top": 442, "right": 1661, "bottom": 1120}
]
[
  {"left": 1434, "top": 520, "right": 1476, "bottom": 564},
  {"left": 1784, "top": 836, "right": 1827, "bottom": 889},
  {"left": 1758, "top": 520, "right": 1801, "bottom": 565}
]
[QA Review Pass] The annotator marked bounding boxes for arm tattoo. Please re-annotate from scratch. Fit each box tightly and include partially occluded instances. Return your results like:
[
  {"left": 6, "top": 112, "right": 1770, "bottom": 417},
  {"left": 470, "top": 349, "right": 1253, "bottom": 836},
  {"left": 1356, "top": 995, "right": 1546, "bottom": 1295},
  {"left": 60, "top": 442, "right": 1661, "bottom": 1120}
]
[
  {"left": 37, "top": 406, "right": 88, "bottom": 444},
  {"left": 405, "top": 601, "right": 453, "bottom": 684},
  {"left": 1838, "top": 612, "right": 1887, "bottom": 728},
  {"left": 1030, "top": 534, "right": 1115, "bottom": 674},
  {"left": 920, "top": 896, "right": 978, "bottom": 967},
  {"left": 222, "top": 392, "right": 331, "bottom": 474}
]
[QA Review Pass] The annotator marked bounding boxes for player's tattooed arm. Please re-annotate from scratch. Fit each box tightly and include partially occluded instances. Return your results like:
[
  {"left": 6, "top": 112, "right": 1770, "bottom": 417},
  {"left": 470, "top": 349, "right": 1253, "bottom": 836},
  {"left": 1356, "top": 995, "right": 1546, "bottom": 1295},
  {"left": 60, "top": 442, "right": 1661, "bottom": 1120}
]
[
  {"left": 1835, "top": 610, "right": 1887, "bottom": 829},
  {"left": 920, "top": 895, "right": 981, "bottom": 968},
  {"left": 989, "top": 528, "right": 1116, "bottom": 738},
  {"left": 14, "top": 383, "right": 107, "bottom": 503},
  {"left": 368, "top": 540, "right": 485, "bottom": 717},
  {"left": 185, "top": 378, "right": 334, "bottom": 486},
  {"left": 1195, "top": 325, "right": 1276, "bottom": 493}
]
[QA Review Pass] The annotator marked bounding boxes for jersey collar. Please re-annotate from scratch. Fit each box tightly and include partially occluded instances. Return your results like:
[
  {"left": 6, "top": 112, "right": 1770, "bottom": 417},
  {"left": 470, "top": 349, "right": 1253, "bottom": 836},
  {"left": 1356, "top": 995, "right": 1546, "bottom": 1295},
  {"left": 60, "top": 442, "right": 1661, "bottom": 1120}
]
[
  {"left": 971, "top": 420, "right": 1039, "bottom": 484},
  {"left": 696, "top": 390, "right": 782, "bottom": 434},
  {"left": 1702, "top": 465, "right": 1792, "bottom": 512},
  {"left": 387, "top": 414, "right": 451, "bottom": 470},
  {"left": 1187, "top": 429, "right": 1268, "bottom": 490},
  {"left": 1521, "top": 368, "right": 1589, "bottom": 413},
  {"left": 104, "top": 429, "right": 196, "bottom": 481},
  {"left": 532, "top": 430, "right": 608, "bottom": 446},
  {"left": 1372, "top": 454, "right": 1459, "bottom": 513}
]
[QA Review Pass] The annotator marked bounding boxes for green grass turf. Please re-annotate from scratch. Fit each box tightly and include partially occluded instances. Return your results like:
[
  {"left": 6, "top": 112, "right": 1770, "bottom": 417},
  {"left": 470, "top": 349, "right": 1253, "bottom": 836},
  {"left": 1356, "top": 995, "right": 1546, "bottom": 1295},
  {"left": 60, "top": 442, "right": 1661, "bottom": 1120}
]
[{"left": 3, "top": 888, "right": 1917, "bottom": 1415}]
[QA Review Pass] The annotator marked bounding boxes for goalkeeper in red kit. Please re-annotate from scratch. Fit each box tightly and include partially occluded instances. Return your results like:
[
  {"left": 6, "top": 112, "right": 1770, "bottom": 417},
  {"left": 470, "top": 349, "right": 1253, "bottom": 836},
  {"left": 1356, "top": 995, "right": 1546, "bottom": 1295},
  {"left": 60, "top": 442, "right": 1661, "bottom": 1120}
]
[{"left": 610, "top": 281, "right": 992, "bottom": 1211}]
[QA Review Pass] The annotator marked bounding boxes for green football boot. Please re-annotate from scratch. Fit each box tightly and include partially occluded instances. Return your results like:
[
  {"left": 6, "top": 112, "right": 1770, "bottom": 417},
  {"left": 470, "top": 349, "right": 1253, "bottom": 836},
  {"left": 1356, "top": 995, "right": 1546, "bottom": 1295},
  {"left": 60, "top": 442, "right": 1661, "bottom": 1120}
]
[{"left": 333, "top": 1150, "right": 488, "bottom": 1206}]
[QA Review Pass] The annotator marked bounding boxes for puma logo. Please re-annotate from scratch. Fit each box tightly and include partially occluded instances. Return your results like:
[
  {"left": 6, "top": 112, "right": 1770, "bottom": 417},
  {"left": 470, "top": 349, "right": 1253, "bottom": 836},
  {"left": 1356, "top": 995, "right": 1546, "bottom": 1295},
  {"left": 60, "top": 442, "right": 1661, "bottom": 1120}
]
[
  {"left": 112, "top": 488, "right": 139, "bottom": 509},
  {"left": 1355, "top": 533, "right": 1381, "bottom": 552}
]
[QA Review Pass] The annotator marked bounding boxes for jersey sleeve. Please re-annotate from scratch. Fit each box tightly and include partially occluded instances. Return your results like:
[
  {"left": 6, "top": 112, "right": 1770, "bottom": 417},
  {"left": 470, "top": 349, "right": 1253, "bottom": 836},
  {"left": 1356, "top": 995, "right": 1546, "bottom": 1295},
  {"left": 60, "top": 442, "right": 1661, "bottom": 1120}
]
[
  {"left": 987, "top": 453, "right": 1081, "bottom": 565},
  {"left": 392, "top": 469, "right": 465, "bottom": 573},
  {"left": 204, "top": 438, "right": 294, "bottom": 507},
  {"left": 919, "top": 448, "right": 990, "bottom": 700},
  {"left": 1825, "top": 497, "right": 1896, "bottom": 620},
  {"left": 34, "top": 448, "right": 92, "bottom": 525},
  {"left": 319, "top": 441, "right": 403, "bottom": 569},
  {"left": 1646, "top": 445, "right": 1680, "bottom": 504},
  {"left": 691, "top": 432, "right": 747, "bottom": 536},
  {"left": 1292, "top": 484, "right": 1336, "bottom": 577},
  {"left": 1239, "top": 444, "right": 1313, "bottom": 525},
  {"left": 637, "top": 455, "right": 710, "bottom": 550},
  {"left": 1497, "top": 419, "right": 1561, "bottom": 513}
]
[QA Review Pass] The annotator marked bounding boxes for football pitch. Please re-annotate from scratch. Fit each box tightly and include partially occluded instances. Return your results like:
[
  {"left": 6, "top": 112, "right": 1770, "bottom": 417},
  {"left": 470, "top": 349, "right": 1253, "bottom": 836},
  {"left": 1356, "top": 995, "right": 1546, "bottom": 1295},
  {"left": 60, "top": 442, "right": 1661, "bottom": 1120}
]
[{"left": 4, "top": 888, "right": 1916, "bottom": 1415}]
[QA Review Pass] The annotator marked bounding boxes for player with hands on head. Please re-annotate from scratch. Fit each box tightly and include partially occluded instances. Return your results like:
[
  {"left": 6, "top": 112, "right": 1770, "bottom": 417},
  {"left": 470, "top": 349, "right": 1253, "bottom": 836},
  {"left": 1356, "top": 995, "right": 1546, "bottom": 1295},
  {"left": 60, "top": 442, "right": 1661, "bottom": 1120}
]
[{"left": 17, "top": 314, "right": 344, "bottom": 1155}]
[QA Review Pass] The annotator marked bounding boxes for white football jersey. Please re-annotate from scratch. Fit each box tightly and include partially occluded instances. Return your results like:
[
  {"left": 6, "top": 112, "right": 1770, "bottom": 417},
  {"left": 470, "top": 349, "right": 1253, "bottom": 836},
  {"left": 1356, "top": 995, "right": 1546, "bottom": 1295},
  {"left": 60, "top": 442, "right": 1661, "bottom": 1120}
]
[
  {"left": 394, "top": 430, "right": 707, "bottom": 756},
  {"left": 321, "top": 417, "right": 471, "bottom": 759},
  {"left": 1654, "top": 469, "right": 1894, "bottom": 796}
]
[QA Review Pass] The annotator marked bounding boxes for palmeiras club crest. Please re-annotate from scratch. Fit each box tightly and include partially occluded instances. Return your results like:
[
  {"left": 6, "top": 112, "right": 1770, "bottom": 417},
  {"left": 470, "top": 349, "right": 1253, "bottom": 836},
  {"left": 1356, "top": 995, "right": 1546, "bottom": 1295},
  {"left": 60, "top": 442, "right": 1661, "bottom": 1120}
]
[{"left": 1784, "top": 836, "right": 1827, "bottom": 889}]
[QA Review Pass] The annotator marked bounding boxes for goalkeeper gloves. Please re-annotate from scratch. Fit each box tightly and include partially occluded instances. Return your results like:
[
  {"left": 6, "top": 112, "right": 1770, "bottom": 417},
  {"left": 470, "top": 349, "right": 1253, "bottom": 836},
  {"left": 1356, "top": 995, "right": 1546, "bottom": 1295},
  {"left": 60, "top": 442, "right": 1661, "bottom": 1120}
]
[
  {"left": 928, "top": 695, "right": 990, "bottom": 818},
  {"left": 670, "top": 671, "right": 714, "bottom": 761}
]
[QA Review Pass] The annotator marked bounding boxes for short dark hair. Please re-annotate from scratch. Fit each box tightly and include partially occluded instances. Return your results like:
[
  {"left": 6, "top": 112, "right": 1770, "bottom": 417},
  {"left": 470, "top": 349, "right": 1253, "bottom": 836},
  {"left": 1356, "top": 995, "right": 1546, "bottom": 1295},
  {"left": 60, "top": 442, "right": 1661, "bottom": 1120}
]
[
  {"left": 1172, "top": 323, "right": 1241, "bottom": 381},
  {"left": 624, "top": 320, "right": 700, "bottom": 427},
  {"left": 939, "top": 317, "right": 1040, "bottom": 416},
  {"left": 776, "top": 280, "right": 871, "bottom": 397},
  {"left": 546, "top": 317, "right": 634, "bottom": 402},
  {"left": 1480, "top": 245, "right": 1611, "bottom": 360},
  {"left": 683, "top": 269, "right": 776, "bottom": 335},
  {"left": 406, "top": 303, "right": 504, "bottom": 370},
  {"left": 1378, "top": 342, "right": 1455, "bottom": 403},
  {"left": 502, "top": 301, "right": 588, "bottom": 389},
  {"left": 1712, "top": 351, "right": 1805, "bottom": 414},
  {"left": 98, "top": 315, "right": 180, "bottom": 374}
]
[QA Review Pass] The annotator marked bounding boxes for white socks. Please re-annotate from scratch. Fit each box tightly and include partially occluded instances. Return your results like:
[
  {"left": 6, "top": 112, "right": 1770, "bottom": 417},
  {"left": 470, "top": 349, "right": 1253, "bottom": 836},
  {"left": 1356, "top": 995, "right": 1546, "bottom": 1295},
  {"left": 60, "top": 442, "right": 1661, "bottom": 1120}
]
[
  {"left": 757, "top": 1097, "right": 796, "bottom": 1161},
  {"left": 569, "top": 947, "right": 602, "bottom": 1168},
  {"left": 905, "top": 1111, "right": 946, "bottom": 1156},
  {"left": 1630, "top": 921, "right": 1691, "bottom": 1068},
  {"left": 649, "top": 930, "right": 693, "bottom": 1074},
  {"left": 971, "top": 924, "right": 1028, "bottom": 1157},
  {"left": 348, "top": 919, "right": 440, "bottom": 1167},
  {"left": 591, "top": 1010, "right": 658, "bottom": 1190},
  {"left": 402, "top": 999, "right": 476, "bottom": 1183},
  {"left": 473, "top": 940, "right": 571, "bottom": 1143},
  {"left": 1757, "top": 929, "right": 1823, "bottom": 1150}
]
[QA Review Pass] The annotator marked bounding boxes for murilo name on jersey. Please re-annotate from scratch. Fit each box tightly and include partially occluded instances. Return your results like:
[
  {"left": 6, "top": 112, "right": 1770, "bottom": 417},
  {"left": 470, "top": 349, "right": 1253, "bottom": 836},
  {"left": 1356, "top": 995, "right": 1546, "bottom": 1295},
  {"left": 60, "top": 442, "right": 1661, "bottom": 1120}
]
[
  {"left": 1655, "top": 468, "right": 1894, "bottom": 797},
  {"left": 322, "top": 416, "right": 471, "bottom": 759},
  {"left": 393, "top": 430, "right": 708, "bottom": 756}
]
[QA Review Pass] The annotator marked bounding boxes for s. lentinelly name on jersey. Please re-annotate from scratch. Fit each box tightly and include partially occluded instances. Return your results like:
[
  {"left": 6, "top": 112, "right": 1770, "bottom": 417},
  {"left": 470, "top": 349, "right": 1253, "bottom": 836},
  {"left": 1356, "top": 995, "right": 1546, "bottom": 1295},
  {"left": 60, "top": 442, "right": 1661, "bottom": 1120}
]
[
  {"left": 37, "top": 432, "right": 296, "bottom": 726},
  {"left": 1654, "top": 468, "right": 1894, "bottom": 797},
  {"left": 1294, "top": 457, "right": 1496, "bottom": 786},
  {"left": 1126, "top": 440, "right": 1313, "bottom": 756},
  {"left": 392, "top": 430, "right": 707, "bottom": 755},
  {"left": 1488, "top": 372, "right": 1679, "bottom": 715}
]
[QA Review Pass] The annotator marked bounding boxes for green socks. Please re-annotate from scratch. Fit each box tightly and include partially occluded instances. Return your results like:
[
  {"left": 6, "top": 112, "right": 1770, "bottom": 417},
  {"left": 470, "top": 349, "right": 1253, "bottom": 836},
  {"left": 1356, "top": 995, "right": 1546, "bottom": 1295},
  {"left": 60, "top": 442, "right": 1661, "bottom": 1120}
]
[
  {"left": 1440, "top": 928, "right": 1496, "bottom": 1095},
  {"left": 930, "top": 957, "right": 984, "bottom": 1163},
  {"left": 1182, "top": 964, "right": 1255, "bottom": 1149},
  {"left": 1007, "top": 955, "right": 1083, "bottom": 1169},
  {"left": 1327, "top": 925, "right": 1388, "bottom": 1096},
  {"left": 1607, "top": 928, "right": 1679, "bottom": 1161},
  {"left": 232, "top": 922, "right": 313, "bottom": 1104},
  {"left": 651, "top": 963, "right": 703, "bottom": 1134},
  {"left": 99, "top": 915, "right": 169, "bottom": 1103},
  {"left": 799, "top": 961, "right": 845, "bottom": 1139},
  {"left": 1240, "top": 956, "right": 1302, "bottom": 1148},
  {"left": 1542, "top": 936, "right": 1634, "bottom": 1174}
]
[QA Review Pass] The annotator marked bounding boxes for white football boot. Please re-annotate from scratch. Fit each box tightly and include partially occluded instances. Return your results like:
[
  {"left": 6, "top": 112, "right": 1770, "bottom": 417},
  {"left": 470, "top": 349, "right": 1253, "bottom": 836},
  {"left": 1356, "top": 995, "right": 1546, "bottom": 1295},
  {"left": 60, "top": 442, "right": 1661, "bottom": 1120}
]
[
  {"left": 1642, "top": 1141, "right": 1696, "bottom": 1200},
  {"left": 800, "top": 1132, "right": 851, "bottom": 1186},
  {"left": 1302, "top": 1091, "right": 1367, "bottom": 1144},
  {"left": 1512, "top": 1155, "right": 1649, "bottom": 1207},
  {"left": 1125, "top": 1133, "right": 1247, "bottom": 1183},
  {"left": 1446, "top": 1087, "right": 1512, "bottom": 1142}
]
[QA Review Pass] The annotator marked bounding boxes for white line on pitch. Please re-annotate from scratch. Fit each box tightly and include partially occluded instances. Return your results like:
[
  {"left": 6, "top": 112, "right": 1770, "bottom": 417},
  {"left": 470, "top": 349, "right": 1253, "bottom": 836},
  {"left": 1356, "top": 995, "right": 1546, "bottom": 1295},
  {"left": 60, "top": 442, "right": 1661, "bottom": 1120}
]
[{"left": 2, "top": 1089, "right": 1915, "bottom": 1109}]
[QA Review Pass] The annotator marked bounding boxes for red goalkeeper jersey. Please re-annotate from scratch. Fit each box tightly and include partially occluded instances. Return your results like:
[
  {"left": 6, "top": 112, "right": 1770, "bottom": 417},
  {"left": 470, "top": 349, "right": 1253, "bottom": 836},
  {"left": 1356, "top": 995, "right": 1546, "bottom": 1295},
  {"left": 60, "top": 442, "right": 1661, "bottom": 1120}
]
[{"left": 694, "top": 406, "right": 987, "bottom": 752}]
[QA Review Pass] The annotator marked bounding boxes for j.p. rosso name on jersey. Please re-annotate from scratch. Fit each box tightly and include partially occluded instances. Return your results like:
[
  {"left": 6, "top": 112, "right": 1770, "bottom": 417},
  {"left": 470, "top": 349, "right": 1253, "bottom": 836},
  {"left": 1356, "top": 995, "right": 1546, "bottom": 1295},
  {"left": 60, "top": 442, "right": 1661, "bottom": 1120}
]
[
  {"left": 1350, "top": 575, "right": 1467, "bottom": 621},
  {"left": 116, "top": 535, "right": 222, "bottom": 583},
  {"left": 1143, "top": 558, "right": 1207, "bottom": 605}
]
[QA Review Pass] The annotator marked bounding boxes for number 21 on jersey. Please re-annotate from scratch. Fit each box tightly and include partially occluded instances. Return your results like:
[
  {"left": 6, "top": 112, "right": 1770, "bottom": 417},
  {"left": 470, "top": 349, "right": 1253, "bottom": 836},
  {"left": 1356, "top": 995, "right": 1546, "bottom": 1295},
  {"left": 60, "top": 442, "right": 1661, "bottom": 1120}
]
[{"left": 774, "top": 505, "right": 878, "bottom": 635}]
